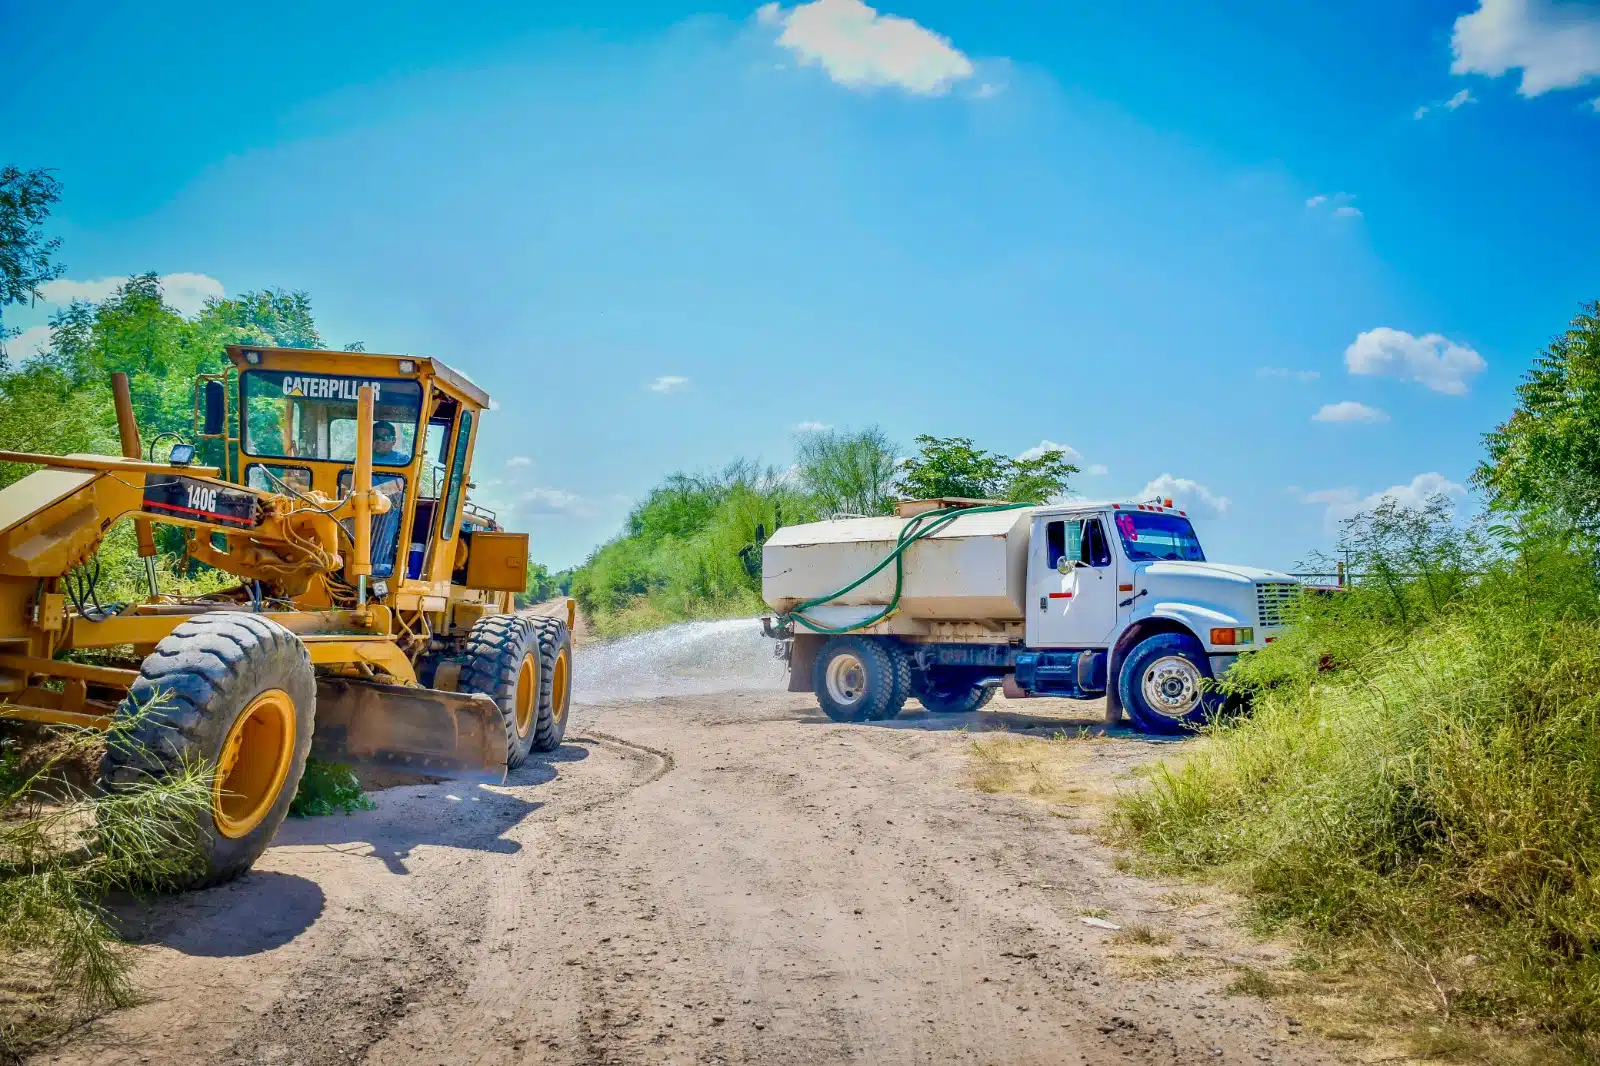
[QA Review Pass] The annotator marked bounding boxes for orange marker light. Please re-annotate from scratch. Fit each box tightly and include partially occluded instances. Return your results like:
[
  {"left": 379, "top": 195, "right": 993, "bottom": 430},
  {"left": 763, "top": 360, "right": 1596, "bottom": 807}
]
[{"left": 1209, "top": 628, "right": 1238, "bottom": 645}]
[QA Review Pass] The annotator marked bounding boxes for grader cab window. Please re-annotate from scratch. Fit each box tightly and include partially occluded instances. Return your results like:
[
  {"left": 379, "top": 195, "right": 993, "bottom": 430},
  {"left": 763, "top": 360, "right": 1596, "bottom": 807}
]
[{"left": 241, "top": 371, "right": 423, "bottom": 466}]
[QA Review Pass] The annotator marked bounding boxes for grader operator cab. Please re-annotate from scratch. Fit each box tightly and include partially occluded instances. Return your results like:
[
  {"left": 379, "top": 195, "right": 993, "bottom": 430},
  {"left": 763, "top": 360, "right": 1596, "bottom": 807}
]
[{"left": 0, "top": 345, "right": 572, "bottom": 888}]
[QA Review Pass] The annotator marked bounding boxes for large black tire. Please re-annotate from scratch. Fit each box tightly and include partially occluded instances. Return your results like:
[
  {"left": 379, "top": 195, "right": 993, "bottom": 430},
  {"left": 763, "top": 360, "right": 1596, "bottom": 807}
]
[
  {"left": 99, "top": 612, "right": 315, "bottom": 890},
  {"left": 1117, "top": 632, "right": 1223, "bottom": 735},
  {"left": 879, "top": 642, "right": 911, "bottom": 722},
  {"left": 813, "top": 637, "right": 900, "bottom": 723},
  {"left": 460, "top": 614, "right": 546, "bottom": 769},
  {"left": 527, "top": 616, "right": 573, "bottom": 752}
]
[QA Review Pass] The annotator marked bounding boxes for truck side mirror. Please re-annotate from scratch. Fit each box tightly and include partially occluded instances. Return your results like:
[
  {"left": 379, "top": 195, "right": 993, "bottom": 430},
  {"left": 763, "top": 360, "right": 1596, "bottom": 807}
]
[
  {"left": 1056, "top": 556, "right": 1072, "bottom": 575},
  {"left": 202, "top": 380, "right": 227, "bottom": 436}
]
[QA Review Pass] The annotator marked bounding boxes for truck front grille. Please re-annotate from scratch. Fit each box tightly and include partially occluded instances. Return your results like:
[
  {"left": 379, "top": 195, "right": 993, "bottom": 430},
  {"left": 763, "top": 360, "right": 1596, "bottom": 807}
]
[{"left": 1255, "top": 582, "right": 1298, "bottom": 628}]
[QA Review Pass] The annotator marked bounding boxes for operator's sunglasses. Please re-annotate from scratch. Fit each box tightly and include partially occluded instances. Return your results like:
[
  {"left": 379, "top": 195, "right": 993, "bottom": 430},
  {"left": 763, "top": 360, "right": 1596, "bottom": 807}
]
[{"left": 376, "top": 431, "right": 396, "bottom": 441}]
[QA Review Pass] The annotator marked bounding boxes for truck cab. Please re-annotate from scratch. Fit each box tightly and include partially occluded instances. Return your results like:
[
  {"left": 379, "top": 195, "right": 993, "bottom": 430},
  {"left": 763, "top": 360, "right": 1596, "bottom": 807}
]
[{"left": 1016, "top": 500, "right": 1297, "bottom": 729}]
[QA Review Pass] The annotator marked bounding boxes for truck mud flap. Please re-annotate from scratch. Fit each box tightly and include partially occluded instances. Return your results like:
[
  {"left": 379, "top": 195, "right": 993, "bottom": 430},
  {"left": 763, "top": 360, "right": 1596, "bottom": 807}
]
[{"left": 311, "top": 677, "right": 508, "bottom": 784}]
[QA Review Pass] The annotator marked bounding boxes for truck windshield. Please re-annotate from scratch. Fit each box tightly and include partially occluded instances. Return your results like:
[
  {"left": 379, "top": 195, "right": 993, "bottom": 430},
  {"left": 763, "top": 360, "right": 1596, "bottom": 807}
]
[
  {"left": 1113, "top": 511, "right": 1206, "bottom": 562},
  {"left": 241, "top": 371, "right": 423, "bottom": 466}
]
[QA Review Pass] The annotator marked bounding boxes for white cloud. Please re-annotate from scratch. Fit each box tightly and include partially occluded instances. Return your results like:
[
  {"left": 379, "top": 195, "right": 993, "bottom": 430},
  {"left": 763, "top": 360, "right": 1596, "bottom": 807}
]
[
  {"left": 795, "top": 420, "right": 832, "bottom": 432},
  {"left": 647, "top": 375, "right": 689, "bottom": 393},
  {"left": 1344, "top": 327, "right": 1487, "bottom": 395},
  {"left": 758, "top": 0, "right": 975, "bottom": 95},
  {"left": 1333, "top": 205, "right": 1363, "bottom": 218},
  {"left": 506, "top": 455, "right": 533, "bottom": 468},
  {"left": 1313, "top": 400, "right": 1390, "bottom": 424},
  {"left": 1447, "top": 87, "right": 1478, "bottom": 109},
  {"left": 1140, "top": 474, "right": 1229, "bottom": 518},
  {"left": 3, "top": 325, "right": 53, "bottom": 361},
  {"left": 1306, "top": 192, "right": 1361, "bottom": 218},
  {"left": 1452, "top": 0, "right": 1600, "bottom": 97},
  {"left": 974, "top": 81, "right": 1003, "bottom": 98},
  {"left": 520, "top": 487, "right": 587, "bottom": 516},
  {"left": 1085, "top": 464, "right": 1109, "bottom": 477},
  {"left": 37, "top": 272, "right": 224, "bottom": 318},
  {"left": 1303, "top": 473, "right": 1466, "bottom": 530},
  {"left": 1305, "top": 194, "right": 1328, "bottom": 208},
  {"left": 1415, "top": 104, "right": 1432, "bottom": 119},
  {"left": 1258, "top": 367, "right": 1321, "bottom": 382},
  {"left": 1592, "top": 94, "right": 1600, "bottom": 110},
  {"left": 1016, "top": 439, "right": 1084, "bottom": 463}
]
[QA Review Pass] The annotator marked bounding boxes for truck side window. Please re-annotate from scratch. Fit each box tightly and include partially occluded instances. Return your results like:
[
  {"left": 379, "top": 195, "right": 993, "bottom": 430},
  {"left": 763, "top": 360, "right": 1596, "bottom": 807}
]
[
  {"left": 1046, "top": 521, "right": 1065, "bottom": 569},
  {"left": 1082, "top": 518, "right": 1112, "bottom": 567}
]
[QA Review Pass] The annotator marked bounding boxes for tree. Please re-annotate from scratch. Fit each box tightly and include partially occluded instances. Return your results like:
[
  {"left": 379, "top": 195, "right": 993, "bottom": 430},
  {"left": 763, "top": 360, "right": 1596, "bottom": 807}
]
[
  {"left": 0, "top": 166, "right": 67, "bottom": 355},
  {"left": 794, "top": 426, "right": 900, "bottom": 517},
  {"left": 1475, "top": 300, "right": 1600, "bottom": 532},
  {"left": 898, "top": 435, "right": 1077, "bottom": 504}
]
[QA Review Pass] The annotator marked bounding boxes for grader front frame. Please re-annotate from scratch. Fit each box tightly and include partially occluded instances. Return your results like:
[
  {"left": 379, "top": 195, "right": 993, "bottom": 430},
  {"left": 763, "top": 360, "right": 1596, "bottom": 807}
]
[{"left": 0, "top": 345, "right": 573, "bottom": 887}]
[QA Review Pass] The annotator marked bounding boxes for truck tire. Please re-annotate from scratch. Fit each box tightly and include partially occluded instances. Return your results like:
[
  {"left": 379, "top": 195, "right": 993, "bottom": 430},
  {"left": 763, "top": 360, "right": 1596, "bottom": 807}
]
[
  {"left": 460, "top": 614, "right": 546, "bottom": 769},
  {"left": 1117, "top": 632, "right": 1221, "bottom": 735},
  {"left": 876, "top": 642, "right": 911, "bottom": 722},
  {"left": 98, "top": 613, "right": 315, "bottom": 890},
  {"left": 917, "top": 679, "right": 991, "bottom": 715},
  {"left": 813, "top": 637, "right": 899, "bottom": 723},
  {"left": 528, "top": 616, "right": 573, "bottom": 752}
]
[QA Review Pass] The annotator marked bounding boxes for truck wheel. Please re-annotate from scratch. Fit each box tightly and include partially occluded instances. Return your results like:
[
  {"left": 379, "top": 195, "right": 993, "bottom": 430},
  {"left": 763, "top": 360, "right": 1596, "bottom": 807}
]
[
  {"left": 460, "top": 614, "right": 546, "bottom": 769},
  {"left": 528, "top": 617, "right": 573, "bottom": 752},
  {"left": 1117, "top": 632, "right": 1221, "bottom": 735},
  {"left": 98, "top": 613, "right": 315, "bottom": 890},
  {"left": 813, "top": 637, "right": 898, "bottom": 723},
  {"left": 873, "top": 642, "right": 911, "bottom": 722},
  {"left": 917, "top": 679, "right": 990, "bottom": 714}
]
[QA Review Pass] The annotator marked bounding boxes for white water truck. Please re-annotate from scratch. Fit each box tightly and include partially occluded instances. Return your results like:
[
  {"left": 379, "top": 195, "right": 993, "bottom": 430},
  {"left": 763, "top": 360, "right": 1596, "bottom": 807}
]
[{"left": 759, "top": 498, "right": 1299, "bottom": 734}]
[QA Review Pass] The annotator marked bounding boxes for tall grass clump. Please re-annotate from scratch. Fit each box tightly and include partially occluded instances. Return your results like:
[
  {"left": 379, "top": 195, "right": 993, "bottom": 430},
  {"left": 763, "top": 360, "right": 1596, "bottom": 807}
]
[
  {"left": 1, "top": 702, "right": 210, "bottom": 1060},
  {"left": 1115, "top": 497, "right": 1600, "bottom": 1057}
]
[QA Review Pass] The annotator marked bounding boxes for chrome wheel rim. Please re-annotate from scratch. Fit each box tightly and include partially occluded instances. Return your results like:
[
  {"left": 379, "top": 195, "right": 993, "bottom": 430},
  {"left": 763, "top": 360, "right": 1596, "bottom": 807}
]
[
  {"left": 824, "top": 653, "right": 868, "bottom": 707},
  {"left": 1141, "top": 655, "right": 1203, "bottom": 718}
]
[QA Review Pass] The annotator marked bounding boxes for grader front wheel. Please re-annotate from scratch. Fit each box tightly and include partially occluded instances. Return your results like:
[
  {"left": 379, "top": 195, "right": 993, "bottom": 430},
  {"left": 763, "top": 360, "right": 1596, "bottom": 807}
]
[
  {"left": 460, "top": 615, "right": 548, "bottom": 769},
  {"left": 529, "top": 617, "right": 572, "bottom": 753},
  {"left": 98, "top": 613, "right": 316, "bottom": 889}
]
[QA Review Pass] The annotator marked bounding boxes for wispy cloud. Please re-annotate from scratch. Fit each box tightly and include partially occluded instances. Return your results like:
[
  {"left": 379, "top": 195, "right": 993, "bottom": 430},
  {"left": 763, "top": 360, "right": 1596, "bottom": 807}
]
[
  {"left": 647, "top": 375, "right": 689, "bottom": 393},
  {"left": 506, "top": 456, "right": 533, "bottom": 468},
  {"left": 1313, "top": 400, "right": 1389, "bottom": 424},
  {"left": 1306, "top": 192, "right": 1362, "bottom": 219},
  {"left": 1302, "top": 473, "right": 1466, "bottom": 530},
  {"left": 1415, "top": 87, "right": 1478, "bottom": 119},
  {"left": 795, "top": 420, "right": 832, "bottom": 432},
  {"left": 757, "top": 0, "right": 975, "bottom": 95},
  {"left": 1258, "top": 367, "right": 1320, "bottom": 383},
  {"left": 1016, "top": 439, "right": 1084, "bottom": 463}
]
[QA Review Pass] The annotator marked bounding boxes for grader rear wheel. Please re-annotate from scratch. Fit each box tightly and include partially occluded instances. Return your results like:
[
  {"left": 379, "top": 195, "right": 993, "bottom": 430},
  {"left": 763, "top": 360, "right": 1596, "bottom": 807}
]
[
  {"left": 98, "top": 612, "right": 316, "bottom": 890},
  {"left": 460, "top": 614, "right": 547, "bottom": 769},
  {"left": 528, "top": 617, "right": 572, "bottom": 752}
]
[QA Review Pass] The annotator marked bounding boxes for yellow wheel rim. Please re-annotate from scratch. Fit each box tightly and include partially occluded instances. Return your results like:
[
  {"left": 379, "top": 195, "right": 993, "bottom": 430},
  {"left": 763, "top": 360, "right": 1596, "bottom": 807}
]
[
  {"left": 550, "top": 647, "right": 570, "bottom": 726},
  {"left": 213, "top": 689, "right": 297, "bottom": 840},
  {"left": 514, "top": 653, "right": 539, "bottom": 737}
]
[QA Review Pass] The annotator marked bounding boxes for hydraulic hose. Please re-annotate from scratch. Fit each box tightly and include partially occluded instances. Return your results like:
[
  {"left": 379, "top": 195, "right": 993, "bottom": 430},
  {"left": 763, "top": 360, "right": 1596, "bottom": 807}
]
[{"left": 781, "top": 502, "right": 1033, "bottom": 636}]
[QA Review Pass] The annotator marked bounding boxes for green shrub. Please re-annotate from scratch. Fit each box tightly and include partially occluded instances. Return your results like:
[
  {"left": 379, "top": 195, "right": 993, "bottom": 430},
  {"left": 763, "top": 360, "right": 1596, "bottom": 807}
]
[{"left": 289, "top": 760, "right": 375, "bottom": 818}]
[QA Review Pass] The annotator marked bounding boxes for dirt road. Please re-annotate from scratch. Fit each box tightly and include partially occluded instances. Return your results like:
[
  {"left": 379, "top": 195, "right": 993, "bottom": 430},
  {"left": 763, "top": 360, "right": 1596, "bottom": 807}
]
[{"left": 54, "top": 689, "right": 1341, "bottom": 1066}]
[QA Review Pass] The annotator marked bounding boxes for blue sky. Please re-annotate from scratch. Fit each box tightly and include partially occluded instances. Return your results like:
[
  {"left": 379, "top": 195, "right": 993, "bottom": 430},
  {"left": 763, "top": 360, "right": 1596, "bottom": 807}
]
[{"left": 5, "top": 0, "right": 1599, "bottom": 570}]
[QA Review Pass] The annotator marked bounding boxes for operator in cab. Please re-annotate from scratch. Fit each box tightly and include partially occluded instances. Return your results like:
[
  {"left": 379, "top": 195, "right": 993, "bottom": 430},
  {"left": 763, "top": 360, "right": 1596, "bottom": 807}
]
[{"left": 373, "top": 420, "right": 404, "bottom": 465}]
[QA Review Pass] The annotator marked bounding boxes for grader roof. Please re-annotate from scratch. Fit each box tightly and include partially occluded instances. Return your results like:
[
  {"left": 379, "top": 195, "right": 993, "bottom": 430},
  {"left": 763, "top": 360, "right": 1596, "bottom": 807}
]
[{"left": 223, "top": 345, "right": 491, "bottom": 410}]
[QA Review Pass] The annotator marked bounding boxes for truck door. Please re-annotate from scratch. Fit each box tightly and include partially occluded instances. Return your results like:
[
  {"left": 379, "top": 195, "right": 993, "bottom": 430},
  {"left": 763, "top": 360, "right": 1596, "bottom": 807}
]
[{"left": 1027, "top": 513, "right": 1120, "bottom": 648}]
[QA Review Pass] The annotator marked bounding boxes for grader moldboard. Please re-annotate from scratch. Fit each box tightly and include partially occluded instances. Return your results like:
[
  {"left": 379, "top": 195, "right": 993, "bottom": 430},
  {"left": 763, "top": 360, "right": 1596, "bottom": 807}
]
[{"left": 0, "top": 345, "right": 573, "bottom": 888}]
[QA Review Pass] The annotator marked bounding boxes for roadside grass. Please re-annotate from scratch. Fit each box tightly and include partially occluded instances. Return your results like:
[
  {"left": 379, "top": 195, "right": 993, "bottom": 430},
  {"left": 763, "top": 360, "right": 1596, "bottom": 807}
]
[
  {"left": 967, "top": 733, "right": 1113, "bottom": 814},
  {"left": 1111, "top": 515, "right": 1600, "bottom": 1065},
  {"left": 1, "top": 700, "right": 210, "bottom": 1063}
]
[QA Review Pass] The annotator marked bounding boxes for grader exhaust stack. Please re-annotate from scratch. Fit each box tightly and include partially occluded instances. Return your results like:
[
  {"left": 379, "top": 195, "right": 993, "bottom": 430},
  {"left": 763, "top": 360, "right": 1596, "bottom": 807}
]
[{"left": 0, "top": 344, "right": 573, "bottom": 888}]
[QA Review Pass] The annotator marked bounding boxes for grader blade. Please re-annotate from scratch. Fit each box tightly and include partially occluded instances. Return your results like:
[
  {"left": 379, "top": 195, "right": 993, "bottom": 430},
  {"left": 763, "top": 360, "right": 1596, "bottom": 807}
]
[{"left": 312, "top": 678, "right": 508, "bottom": 783}]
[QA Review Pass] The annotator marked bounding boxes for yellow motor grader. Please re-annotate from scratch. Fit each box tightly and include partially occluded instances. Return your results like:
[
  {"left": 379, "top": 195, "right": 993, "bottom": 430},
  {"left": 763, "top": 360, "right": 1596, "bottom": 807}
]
[{"left": 0, "top": 345, "right": 573, "bottom": 887}]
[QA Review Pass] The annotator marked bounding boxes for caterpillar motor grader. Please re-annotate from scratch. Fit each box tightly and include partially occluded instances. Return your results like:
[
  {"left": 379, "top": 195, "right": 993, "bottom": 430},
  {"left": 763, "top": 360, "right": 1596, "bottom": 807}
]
[{"left": 0, "top": 345, "right": 573, "bottom": 887}]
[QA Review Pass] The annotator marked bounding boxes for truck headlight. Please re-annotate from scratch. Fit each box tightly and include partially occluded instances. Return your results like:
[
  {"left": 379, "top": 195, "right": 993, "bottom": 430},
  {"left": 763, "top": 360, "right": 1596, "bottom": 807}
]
[{"left": 1209, "top": 627, "right": 1254, "bottom": 646}]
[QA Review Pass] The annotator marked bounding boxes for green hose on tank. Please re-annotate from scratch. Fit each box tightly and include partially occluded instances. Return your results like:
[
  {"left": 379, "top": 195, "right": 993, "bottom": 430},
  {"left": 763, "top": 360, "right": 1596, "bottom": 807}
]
[{"left": 781, "top": 502, "right": 1034, "bottom": 636}]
